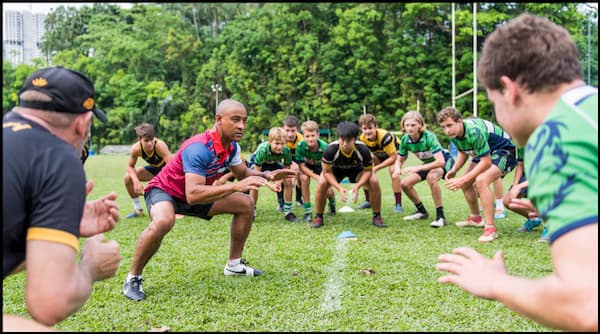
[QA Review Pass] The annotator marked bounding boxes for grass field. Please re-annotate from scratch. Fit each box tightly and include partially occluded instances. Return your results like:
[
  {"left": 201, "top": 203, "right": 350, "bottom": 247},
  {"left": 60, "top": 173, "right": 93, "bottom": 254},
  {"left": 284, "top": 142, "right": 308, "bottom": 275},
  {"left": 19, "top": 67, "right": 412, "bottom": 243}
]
[{"left": 2, "top": 153, "right": 555, "bottom": 332}]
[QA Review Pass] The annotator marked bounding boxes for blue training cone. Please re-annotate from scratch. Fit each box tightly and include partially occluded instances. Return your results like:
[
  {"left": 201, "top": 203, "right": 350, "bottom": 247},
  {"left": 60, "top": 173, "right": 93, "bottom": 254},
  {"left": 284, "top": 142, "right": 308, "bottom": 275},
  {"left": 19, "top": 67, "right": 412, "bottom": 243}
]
[{"left": 337, "top": 230, "right": 357, "bottom": 239}]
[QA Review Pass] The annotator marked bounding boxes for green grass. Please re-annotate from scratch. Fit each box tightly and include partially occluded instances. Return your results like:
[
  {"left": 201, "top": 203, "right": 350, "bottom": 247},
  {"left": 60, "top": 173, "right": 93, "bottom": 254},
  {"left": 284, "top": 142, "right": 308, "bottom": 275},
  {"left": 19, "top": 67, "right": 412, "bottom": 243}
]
[{"left": 3, "top": 153, "right": 555, "bottom": 332}]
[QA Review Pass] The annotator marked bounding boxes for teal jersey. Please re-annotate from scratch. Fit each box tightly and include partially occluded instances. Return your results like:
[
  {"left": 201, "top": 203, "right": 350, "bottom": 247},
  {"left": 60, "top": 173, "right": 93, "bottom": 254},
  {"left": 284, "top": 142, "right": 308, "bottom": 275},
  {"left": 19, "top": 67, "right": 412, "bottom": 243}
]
[
  {"left": 398, "top": 130, "right": 443, "bottom": 164},
  {"left": 450, "top": 118, "right": 514, "bottom": 159},
  {"left": 253, "top": 141, "right": 292, "bottom": 166},
  {"left": 295, "top": 138, "right": 328, "bottom": 166},
  {"left": 525, "top": 85, "right": 598, "bottom": 244}
]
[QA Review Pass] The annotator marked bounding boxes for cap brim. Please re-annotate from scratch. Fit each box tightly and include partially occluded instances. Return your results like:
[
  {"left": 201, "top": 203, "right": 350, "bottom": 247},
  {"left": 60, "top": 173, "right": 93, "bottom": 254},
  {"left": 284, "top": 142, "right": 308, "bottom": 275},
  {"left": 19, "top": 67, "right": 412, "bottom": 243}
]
[{"left": 93, "top": 107, "right": 108, "bottom": 124}]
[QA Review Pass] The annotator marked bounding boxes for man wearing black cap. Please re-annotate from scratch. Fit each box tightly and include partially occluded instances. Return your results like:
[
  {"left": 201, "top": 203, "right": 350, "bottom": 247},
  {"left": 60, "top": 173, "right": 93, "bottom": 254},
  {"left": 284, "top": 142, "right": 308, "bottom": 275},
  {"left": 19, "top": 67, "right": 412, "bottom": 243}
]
[{"left": 3, "top": 66, "right": 121, "bottom": 330}]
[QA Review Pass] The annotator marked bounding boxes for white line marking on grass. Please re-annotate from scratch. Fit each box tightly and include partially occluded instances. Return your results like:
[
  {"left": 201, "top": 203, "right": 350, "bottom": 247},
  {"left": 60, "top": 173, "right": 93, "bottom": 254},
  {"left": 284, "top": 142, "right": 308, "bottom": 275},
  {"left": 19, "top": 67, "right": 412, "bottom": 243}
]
[{"left": 321, "top": 238, "right": 351, "bottom": 313}]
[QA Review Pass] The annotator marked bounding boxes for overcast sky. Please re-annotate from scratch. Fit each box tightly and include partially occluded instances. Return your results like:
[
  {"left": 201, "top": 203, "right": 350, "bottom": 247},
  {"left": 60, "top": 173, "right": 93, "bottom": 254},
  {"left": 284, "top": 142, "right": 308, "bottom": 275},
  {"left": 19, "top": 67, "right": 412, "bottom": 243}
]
[{"left": 2, "top": 2, "right": 134, "bottom": 15}]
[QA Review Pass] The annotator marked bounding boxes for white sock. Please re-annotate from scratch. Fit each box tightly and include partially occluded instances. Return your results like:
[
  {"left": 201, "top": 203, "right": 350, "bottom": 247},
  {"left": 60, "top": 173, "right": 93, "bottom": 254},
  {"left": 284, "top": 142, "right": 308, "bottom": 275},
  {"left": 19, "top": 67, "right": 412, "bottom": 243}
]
[
  {"left": 132, "top": 197, "right": 142, "bottom": 211},
  {"left": 495, "top": 199, "right": 504, "bottom": 211},
  {"left": 227, "top": 258, "right": 241, "bottom": 267},
  {"left": 127, "top": 273, "right": 141, "bottom": 281}
]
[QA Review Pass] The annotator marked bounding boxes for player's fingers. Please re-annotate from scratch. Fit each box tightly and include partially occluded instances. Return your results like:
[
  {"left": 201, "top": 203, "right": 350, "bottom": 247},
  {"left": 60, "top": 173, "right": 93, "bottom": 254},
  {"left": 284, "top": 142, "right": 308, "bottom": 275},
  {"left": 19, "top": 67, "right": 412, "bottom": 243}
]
[
  {"left": 452, "top": 247, "right": 480, "bottom": 259},
  {"left": 86, "top": 180, "right": 94, "bottom": 195}
]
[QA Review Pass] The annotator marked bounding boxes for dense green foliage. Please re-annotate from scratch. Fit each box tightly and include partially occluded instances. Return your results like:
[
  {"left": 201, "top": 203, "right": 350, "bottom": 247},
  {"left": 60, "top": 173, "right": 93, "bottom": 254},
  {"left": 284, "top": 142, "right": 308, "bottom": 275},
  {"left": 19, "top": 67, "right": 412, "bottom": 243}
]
[
  {"left": 3, "top": 154, "right": 557, "bottom": 331},
  {"left": 2, "top": 3, "right": 597, "bottom": 151}
]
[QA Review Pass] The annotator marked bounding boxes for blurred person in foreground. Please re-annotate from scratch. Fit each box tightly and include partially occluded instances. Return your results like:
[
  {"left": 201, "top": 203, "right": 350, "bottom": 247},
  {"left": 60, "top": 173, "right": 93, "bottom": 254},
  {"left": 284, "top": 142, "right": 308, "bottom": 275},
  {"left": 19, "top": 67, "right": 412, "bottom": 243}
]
[
  {"left": 3, "top": 66, "right": 121, "bottom": 331},
  {"left": 436, "top": 13, "right": 597, "bottom": 331}
]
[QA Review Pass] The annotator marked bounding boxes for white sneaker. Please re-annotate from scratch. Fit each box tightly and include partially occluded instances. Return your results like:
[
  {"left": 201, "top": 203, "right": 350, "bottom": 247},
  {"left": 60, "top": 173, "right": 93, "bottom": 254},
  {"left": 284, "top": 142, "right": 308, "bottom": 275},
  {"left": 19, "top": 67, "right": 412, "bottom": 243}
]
[
  {"left": 224, "top": 259, "right": 263, "bottom": 276},
  {"left": 430, "top": 218, "right": 446, "bottom": 228},
  {"left": 403, "top": 212, "right": 429, "bottom": 221}
]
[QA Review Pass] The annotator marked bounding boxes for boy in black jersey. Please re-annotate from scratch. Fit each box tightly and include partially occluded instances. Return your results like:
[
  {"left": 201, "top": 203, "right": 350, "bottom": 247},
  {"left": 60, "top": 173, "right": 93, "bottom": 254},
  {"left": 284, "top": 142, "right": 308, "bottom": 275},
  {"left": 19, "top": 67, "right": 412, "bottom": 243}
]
[
  {"left": 124, "top": 123, "right": 174, "bottom": 218},
  {"left": 311, "top": 121, "right": 387, "bottom": 228}
]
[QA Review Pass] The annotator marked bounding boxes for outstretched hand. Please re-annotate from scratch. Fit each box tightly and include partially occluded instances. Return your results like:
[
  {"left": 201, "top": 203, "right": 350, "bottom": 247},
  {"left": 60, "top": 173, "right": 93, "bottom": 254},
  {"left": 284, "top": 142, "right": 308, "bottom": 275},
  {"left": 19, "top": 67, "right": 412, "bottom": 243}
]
[
  {"left": 80, "top": 180, "right": 120, "bottom": 237},
  {"left": 266, "top": 169, "right": 297, "bottom": 181},
  {"left": 436, "top": 247, "right": 508, "bottom": 300}
]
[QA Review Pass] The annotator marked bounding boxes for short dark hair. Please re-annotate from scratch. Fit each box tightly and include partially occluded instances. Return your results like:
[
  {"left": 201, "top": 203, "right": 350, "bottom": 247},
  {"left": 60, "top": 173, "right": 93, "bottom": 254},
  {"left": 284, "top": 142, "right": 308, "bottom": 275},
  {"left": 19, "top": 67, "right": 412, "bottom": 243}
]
[
  {"left": 283, "top": 115, "right": 299, "bottom": 128},
  {"left": 337, "top": 121, "right": 359, "bottom": 140},
  {"left": 135, "top": 123, "right": 156, "bottom": 138}
]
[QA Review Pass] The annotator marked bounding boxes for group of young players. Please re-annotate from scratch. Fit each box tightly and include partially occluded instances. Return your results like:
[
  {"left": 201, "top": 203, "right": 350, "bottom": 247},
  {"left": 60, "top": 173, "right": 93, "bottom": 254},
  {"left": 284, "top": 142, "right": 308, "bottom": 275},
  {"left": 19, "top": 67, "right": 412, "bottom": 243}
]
[{"left": 122, "top": 109, "right": 544, "bottom": 244}]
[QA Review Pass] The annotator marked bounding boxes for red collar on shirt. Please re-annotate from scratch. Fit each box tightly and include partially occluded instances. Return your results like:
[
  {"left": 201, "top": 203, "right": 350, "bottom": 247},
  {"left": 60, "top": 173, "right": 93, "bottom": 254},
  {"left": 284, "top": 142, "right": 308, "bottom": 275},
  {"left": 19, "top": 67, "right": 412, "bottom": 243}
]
[{"left": 209, "top": 126, "right": 229, "bottom": 164}]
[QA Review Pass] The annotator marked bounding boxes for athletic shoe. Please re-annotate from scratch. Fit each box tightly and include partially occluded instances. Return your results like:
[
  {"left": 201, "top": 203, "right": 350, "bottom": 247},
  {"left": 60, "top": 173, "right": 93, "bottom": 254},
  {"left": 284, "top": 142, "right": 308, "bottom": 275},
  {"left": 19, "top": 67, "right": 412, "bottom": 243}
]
[
  {"left": 303, "top": 213, "right": 312, "bottom": 222},
  {"left": 372, "top": 216, "right": 388, "bottom": 228},
  {"left": 311, "top": 217, "right": 324, "bottom": 228},
  {"left": 538, "top": 227, "right": 550, "bottom": 243},
  {"left": 123, "top": 276, "right": 146, "bottom": 301},
  {"left": 224, "top": 259, "right": 263, "bottom": 276},
  {"left": 253, "top": 207, "right": 257, "bottom": 218},
  {"left": 403, "top": 211, "right": 429, "bottom": 221},
  {"left": 284, "top": 212, "right": 298, "bottom": 222},
  {"left": 357, "top": 201, "right": 371, "bottom": 209},
  {"left": 478, "top": 226, "right": 498, "bottom": 242},
  {"left": 430, "top": 217, "right": 446, "bottom": 228},
  {"left": 393, "top": 203, "right": 404, "bottom": 213},
  {"left": 126, "top": 209, "right": 144, "bottom": 219},
  {"left": 494, "top": 209, "right": 507, "bottom": 219},
  {"left": 276, "top": 204, "right": 284, "bottom": 212},
  {"left": 295, "top": 199, "right": 304, "bottom": 207},
  {"left": 455, "top": 216, "right": 485, "bottom": 227},
  {"left": 517, "top": 218, "right": 542, "bottom": 232}
]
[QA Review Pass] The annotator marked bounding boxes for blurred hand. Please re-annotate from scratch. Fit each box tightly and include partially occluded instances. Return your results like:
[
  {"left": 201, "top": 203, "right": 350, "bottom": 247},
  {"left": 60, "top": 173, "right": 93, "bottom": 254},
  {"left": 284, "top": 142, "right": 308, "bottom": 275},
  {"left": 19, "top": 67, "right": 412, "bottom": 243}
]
[{"left": 80, "top": 180, "right": 120, "bottom": 237}]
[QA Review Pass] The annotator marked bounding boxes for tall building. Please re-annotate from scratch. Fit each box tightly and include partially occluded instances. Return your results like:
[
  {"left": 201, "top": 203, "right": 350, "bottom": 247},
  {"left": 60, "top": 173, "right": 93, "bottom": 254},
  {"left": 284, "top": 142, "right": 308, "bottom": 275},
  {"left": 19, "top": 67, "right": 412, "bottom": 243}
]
[{"left": 3, "top": 9, "right": 46, "bottom": 65}]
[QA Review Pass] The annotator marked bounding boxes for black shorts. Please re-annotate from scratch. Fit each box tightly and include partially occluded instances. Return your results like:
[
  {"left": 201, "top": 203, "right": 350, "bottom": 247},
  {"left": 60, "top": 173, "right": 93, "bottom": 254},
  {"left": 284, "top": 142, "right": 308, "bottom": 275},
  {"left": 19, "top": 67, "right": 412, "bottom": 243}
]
[
  {"left": 145, "top": 187, "right": 213, "bottom": 220},
  {"left": 332, "top": 168, "right": 362, "bottom": 183},
  {"left": 305, "top": 164, "right": 322, "bottom": 175},
  {"left": 416, "top": 151, "right": 455, "bottom": 180}
]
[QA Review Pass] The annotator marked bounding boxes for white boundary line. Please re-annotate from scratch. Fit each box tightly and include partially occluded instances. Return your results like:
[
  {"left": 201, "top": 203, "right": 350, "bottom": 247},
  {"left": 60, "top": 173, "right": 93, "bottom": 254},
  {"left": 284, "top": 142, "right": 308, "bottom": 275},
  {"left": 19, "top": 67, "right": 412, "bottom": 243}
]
[{"left": 321, "top": 238, "right": 351, "bottom": 313}]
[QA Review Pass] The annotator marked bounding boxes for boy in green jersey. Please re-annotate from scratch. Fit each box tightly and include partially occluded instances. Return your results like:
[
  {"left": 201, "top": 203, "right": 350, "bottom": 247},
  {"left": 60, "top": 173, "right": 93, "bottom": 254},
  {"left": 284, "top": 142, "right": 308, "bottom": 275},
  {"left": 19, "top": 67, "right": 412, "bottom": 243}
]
[
  {"left": 250, "top": 127, "right": 297, "bottom": 222},
  {"left": 436, "top": 14, "right": 597, "bottom": 331},
  {"left": 393, "top": 111, "right": 455, "bottom": 228},
  {"left": 294, "top": 120, "right": 336, "bottom": 222},
  {"left": 437, "top": 107, "right": 516, "bottom": 242}
]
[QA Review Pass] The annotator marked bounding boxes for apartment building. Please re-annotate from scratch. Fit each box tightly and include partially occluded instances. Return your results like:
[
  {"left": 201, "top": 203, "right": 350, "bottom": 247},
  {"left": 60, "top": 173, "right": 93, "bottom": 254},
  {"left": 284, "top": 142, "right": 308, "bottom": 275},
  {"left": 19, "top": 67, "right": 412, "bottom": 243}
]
[{"left": 3, "top": 9, "right": 46, "bottom": 65}]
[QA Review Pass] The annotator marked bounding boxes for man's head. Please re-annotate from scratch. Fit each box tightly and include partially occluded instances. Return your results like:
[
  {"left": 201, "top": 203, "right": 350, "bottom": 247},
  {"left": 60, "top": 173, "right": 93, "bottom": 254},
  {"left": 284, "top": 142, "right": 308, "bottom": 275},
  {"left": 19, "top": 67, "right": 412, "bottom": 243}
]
[
  {"left": 267, "top": 127, "right": 286, "bottom": 154},
  {"left": 478, "top": 14, "right": 583, "bottom": 146},
  {"left": 283, "top": 115, "right": 300, "bottom": 142},
  {"left": 215, "top": 99, "right": 247, "bottom": 143},
  {"left": 437, "top": 107, "right": 463, "bottom": 139},
  {"left": 17, "top": 66, "right": 105, "bottom": 152},
  {"left": 301, "top": 120, "right": 320, "bottom": 148},
  {"left": 135, "top": 123, "right": 156, "bottom": 151},
  {"left": 18, "top": 66, "right": 107, "bottom": 124},
  {"left": 336, "top": 121, "right": 359, "bottom": 153},
  {"left": 358, "top": 113, "right": 378, "bottom": 141}
]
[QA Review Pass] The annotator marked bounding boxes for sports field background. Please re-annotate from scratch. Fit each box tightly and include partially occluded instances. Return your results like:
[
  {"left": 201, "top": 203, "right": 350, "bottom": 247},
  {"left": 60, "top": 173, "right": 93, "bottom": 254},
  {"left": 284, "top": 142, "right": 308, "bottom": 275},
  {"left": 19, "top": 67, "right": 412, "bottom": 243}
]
[{"left": 2, "top": 153, "right": 555, "bottom": 332}]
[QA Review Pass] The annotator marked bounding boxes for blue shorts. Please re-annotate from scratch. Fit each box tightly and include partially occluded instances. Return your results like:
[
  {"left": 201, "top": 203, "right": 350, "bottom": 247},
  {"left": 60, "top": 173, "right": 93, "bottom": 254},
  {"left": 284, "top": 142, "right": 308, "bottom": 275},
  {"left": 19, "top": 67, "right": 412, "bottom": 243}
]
[
  {"left": 472, "top": 147, "right": 517, "bottom": 177},
  {"left": 145, "top": 187, "right": 213, "bottom": 220},
  {"left": 144, "top": 165, "right": 163, "bottom": 176}
]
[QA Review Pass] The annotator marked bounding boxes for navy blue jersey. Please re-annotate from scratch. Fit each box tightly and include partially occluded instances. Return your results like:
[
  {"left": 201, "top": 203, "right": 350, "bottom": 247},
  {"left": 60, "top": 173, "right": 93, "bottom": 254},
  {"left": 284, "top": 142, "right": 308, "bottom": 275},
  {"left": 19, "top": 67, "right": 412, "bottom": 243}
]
[{"left": 3, "top": 111, "right": 85, "bottom": 279}]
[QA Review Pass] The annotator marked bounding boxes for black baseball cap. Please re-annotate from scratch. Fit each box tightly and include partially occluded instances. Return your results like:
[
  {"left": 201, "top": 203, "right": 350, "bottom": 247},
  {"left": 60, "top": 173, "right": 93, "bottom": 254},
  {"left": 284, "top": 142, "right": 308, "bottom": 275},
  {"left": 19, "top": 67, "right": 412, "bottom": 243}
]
[{"left": 18, "top": 66, "right": 107, "bottom": 123}]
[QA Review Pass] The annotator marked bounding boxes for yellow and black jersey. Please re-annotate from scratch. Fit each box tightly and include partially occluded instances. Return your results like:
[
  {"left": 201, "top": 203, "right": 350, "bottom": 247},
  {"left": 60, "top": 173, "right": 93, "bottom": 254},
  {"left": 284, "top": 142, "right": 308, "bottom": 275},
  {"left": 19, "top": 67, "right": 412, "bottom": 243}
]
[
  {"left": 286, "top": 132, "right": 304, "bottom": 159},
  {"left": 359, "top": 128, "right": 399, "bottom": 161},
  {"left": 3, "top": 111, "right": 84, "bottom": 279},
  {"left": 140, "top": 140, "right": 166, "bottom": 167}
]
